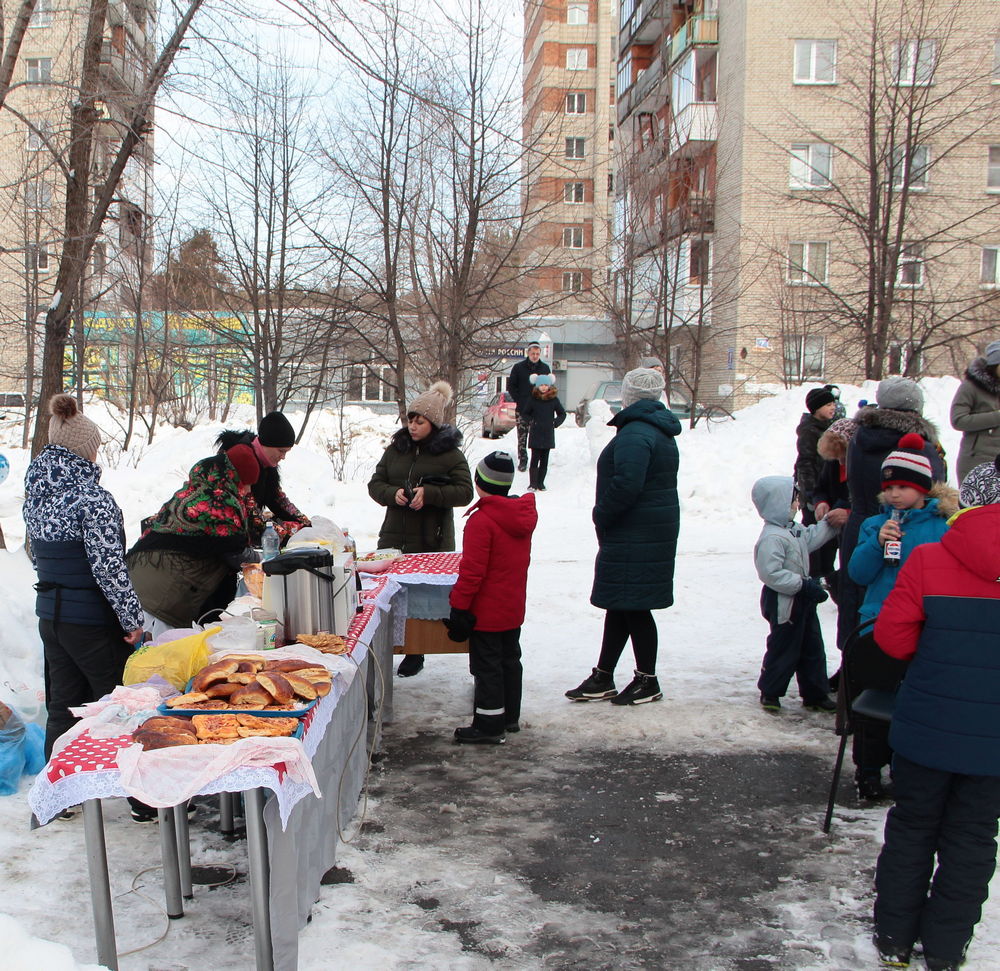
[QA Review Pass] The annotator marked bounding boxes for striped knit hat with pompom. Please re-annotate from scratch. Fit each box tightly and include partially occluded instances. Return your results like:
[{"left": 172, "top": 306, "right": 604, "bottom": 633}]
[{"left": 881, "top": 433, "right": 933, "bottom": 494}]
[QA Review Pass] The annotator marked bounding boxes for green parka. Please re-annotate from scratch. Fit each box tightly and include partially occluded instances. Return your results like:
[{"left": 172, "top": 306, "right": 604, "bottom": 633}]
[
  {"left": 367, "top": 424, "right": 474, "bottom": 553},
  {"left": 590, "top": 398, "right": 681, "bottom": 611}
]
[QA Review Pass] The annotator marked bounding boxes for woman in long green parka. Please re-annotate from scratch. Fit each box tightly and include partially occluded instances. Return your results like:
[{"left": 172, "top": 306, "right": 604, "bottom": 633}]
[
  {"left": 368, "top": 380, "right": 474, "bottom": 676},
  {"left": 565, "top": 367, "right": 681, "bottom": 707}
]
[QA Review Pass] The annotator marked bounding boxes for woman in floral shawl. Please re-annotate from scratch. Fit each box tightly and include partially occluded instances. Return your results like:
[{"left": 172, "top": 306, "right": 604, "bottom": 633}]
[{"left": 126, "top": 445, "right": 260, "bottom": 634}]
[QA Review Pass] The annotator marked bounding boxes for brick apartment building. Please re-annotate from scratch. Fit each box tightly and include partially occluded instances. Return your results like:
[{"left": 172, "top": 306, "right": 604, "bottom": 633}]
[
  {"left": 615, "top": 0, "right": 1000, "bottom": 409},
  {"left": 0, "top": 0, "right": 156, "bottom": 397}
]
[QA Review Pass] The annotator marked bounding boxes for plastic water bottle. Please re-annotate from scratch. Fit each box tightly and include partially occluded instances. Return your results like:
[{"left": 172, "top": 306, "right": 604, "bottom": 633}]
[
  {"left": 883, "top": 508, "right": 903, "bottom": 565},
  {"left": 262, "top": 522, "right": 280, "bottom": 561}
]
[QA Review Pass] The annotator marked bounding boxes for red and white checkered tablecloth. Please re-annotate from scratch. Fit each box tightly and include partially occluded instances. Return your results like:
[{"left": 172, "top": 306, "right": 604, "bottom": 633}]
[{"left": 383, "top": 551, "right": 461, "bottom": 585}]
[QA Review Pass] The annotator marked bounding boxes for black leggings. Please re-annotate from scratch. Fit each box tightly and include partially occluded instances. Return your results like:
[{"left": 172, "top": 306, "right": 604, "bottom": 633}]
[
  {"left": 597, "top": 609, "right": 657, "bottom": 674},
  {"left": 529, "top": 448, "right": 550, "bottom": 488}
]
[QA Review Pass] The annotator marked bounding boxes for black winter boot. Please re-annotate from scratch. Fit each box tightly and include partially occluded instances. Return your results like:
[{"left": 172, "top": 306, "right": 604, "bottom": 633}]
[
  {"left": 565, "top": 667, "right": 617, "bottom": 701},
  {"left": 610, "top": 671, "right": 663, "bottom": 706}
]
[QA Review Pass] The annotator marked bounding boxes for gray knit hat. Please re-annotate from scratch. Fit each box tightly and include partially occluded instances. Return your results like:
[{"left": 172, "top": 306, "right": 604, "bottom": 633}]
[
  {"left": 639, "top": 356, "right": 664, "bottom": 370},
  {"left": 959, "top": 459, "right": 1000, "bottom": 507},
  {"left": 407, "top": 380, "right": 453, "bottom": 428},
  {"left": 984, "top": 340, "right": 1000, "bottom": 367},
  {"left": 875, "top": 377, "right": 924, "bottom": 414},
  {"left": 47, "top": 394, "right": 101, "bottom": 460},
  {"left": 621, "top": 367, "right": 665, "bottom": 409}
]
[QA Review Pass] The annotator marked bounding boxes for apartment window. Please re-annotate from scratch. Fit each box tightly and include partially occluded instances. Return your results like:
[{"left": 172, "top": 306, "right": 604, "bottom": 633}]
[
  {"left": 24, "top": 181, "right": 51, "bottom": 210},
  {"left": 784, "top": 334, "right": 826, "bottom": 381},
  {"left": 29, "top": 0, "right": 52, "bottom": 27},
  {"left": 567, "top": 3, "right": 588, "bottom": 25},
  {"left": 26, "top": 57, "right": 51, "bottom": 83},
  {"left": 566, "top": 92, "right": 586, "bottom": 114},
  {"left": 564, "top": 181, "right": 585, "bottom": 203},
  {"left": 897, "top": 243, "right": 924, "bottom": 287},
  {"left": 617, "top": 53, "right": 633, "bottom": 98},
  {"left": 689, "top": 240, "right": 711, "bottom": 286},
  {"left": 27, "top": 244, "right": 48, "bottom": 272},
  {"left": 787, "top": 241, "right": 829, "bottom": 285},
  {"left": 563, "top": 271, "right": 583, "bottom": 292},
  {"left": 894, "top": 40, "right": 936, "bottom": 86},
  {"left": 562, "top": 227, "right": 584, "bottom": 248},
  {"left": 981, "top": 246, "right": 1000, "bottom": 286},
  {"left": 349, "top": 364, "right": 396, "bottom": 402},
  {"left": 619, "top": 0, "right": 636, "bottom": 30},
  {"left": 989, "top": 146, "right": 1000, "bottom": 191},
  {"left": 891, "top": 144, "right": 930, "bottom": 190},
  {"left": 567, "top": 48, "right": 588, "bottom": 71},
  {"left": 26, "top": 120, "right": 51, "bottom": 151},
  {"left": 789, "top": 142, "right": 833, "bottom": 189},
  {"left": 565, "top": 137, "right": 585, "bottom": 159},
  {"left": 793, "top": 39, "right": 837, "bottom": 84}
]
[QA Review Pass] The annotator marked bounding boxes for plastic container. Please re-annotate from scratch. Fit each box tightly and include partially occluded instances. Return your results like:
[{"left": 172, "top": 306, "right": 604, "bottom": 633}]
[{"left": 262, "top": 522, "right": 280, "bottom": 561}]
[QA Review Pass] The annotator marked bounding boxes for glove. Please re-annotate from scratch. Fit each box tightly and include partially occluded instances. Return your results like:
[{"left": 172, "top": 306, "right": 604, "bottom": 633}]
[
  {"left": 443, "top": 608, "right": 476, "bottom": 642},
  {"left": 800, "top": 578, "right": 829, "bottom": 605}
]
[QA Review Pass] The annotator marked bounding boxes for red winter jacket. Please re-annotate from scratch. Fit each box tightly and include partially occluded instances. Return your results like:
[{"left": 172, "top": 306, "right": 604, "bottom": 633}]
[{"left": 449, "top": 493, "right": 538, "bottom": 631}]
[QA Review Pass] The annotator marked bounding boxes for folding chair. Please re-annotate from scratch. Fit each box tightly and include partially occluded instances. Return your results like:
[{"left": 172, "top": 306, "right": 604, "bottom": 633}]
[{"left": 822, "top": 620, "right": 904, "bottom": 833}]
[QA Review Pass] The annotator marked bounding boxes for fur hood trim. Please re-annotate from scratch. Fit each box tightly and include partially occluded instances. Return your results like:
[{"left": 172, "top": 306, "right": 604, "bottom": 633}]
[
  {"left": 876, "top": 482, "right": 960, "bottom": 519},
  {"left": 853, "top": 404, "right": 940, "bottom": 443},
  {"left": 390, "top": 422, "right": 463, "bottom": 456},
  {"left": 965, "top": 357, "right": 1000, "bottom": 396}
]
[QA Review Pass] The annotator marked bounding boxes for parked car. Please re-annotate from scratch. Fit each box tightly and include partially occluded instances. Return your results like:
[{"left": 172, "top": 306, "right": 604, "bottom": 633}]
[
  {"left": 574, "top": 381, "right": 623, "bottom": 426},
  {"left": 481, "top": 391, "right": 518, "bottom": 438}
]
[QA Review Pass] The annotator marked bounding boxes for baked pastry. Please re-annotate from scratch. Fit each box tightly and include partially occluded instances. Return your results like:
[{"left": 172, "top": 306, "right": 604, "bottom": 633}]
[
  {"left": 262, "top": 659, "right": 317, "bottom": 674},
  {"left": 229, "top": 682, "right": 274, "bottom": 709},
  {"left": 191, "top": 660, "right": 240, "bottom": 693},
  {"left": 282, "top": 673, "right": 318, "bottom": 700},
  {"left": 235, "top": 713, "right": 298, "bottom": 737},
  {"left": 165, "top": 691, "right": 211, "bottom": 708},
  {"left": 139, "top": 716, "right": 198, "bottom": 737},
  {"left": 134, "top": 728, "right": 200, "bottom": 750},
  {"left": 192, "top": 713, "right": 241, "bottom": 741},
  {"left": 205, "top": 682, "right": 242, "bottom": 699},
  {"left": 296, "top": 632, "right": 348, "bottom": 654},
  {"left": 256, "top": 673, "right": 294, "bottom": 705}
]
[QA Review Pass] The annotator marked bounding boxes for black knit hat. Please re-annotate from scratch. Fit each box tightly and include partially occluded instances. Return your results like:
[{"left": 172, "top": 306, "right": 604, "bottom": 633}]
[
  {"left": 475, "top": 451, "right": 515, "bottom": 496},
  {"left": 258, "top": 411, "right": 295, "bottom": 448},
  {"left": 805, "top": 386, "right": 836, "bottom": 414}
]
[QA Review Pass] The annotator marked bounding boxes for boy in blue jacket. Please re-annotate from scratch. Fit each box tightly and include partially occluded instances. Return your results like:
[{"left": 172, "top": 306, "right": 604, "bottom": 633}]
[{"left": 847, "top": 434, "right": 957, "bottom": 800}]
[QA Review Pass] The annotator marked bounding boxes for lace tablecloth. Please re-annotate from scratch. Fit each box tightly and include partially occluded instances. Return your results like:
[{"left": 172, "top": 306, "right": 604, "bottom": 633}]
[{"left": 27, "top": 580, "right": 397, "bottom": 829}]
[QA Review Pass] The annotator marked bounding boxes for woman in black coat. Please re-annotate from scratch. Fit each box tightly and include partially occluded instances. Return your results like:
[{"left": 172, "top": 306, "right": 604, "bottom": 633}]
[
  {"left": 566, "top": 368, "right": 681, "bottom": 707},
  {"left": 521, "top": 374, "right": 566, "bottom": 491}
]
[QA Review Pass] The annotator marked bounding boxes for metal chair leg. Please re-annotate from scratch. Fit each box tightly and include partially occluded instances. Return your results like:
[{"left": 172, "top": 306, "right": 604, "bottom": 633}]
[{"left": 823, "top": 731, "right": 849, "bottom": 833}]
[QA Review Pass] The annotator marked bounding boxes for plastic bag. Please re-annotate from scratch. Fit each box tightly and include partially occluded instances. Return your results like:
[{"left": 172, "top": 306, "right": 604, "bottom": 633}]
[
  {"left": 122, "top": 626, "right": 221, "bottom": 690},
  {"left": 286, "top": 515, "right": 344, "bottom": 552},
  {"left": 207, "top": 615, "right": 259, "bottom": 655},
  {"left": 0, "top": 703, "right": 45, "bottom": 795}
]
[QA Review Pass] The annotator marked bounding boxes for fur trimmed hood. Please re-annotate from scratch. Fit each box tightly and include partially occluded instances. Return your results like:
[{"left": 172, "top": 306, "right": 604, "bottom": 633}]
[
  {"left": 390, "top": 422, "right": 463, "bottom": 456},
  {"left": 964, "top": 357, "right": 1000, "bottom": 396},
  {"left": 875, "top": 482, "right": 960, "bottom": 520},
  {"left": 853, "top": 404, "right": 940, "bottom": 443}
]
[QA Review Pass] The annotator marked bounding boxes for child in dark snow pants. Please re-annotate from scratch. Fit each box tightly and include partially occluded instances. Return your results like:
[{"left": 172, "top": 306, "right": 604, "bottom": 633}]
[{"left": 444, "top": 451, "right": 537, "bottom": 744}]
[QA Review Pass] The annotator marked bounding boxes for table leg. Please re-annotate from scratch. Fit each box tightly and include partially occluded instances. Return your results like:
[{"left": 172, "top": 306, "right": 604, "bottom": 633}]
[
  {"left": 83, "top": 799, "right": 118, "bottom": 971},
  {"left": 175, "top": 802, "right": 193, "bottom": 899},
  {"left": 157, "top": 807, "right": 184, "bottom": 919},
  {"left": 220, "top": 791, "right": 235, "bottom": 834},
  {"left": 244, "top": 787, "right": 273, "bottom": 971}
]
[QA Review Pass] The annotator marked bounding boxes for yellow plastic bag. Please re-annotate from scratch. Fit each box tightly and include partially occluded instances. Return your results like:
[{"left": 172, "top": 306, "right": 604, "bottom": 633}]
[{"left": 122, "top": 626, "right": 221, "bottom": 690}]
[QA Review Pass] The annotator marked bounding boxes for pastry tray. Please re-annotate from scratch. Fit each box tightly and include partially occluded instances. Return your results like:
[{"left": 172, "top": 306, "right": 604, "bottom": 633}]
[{"left": 158, "top": 679, "right": 320, "bottom": 718}]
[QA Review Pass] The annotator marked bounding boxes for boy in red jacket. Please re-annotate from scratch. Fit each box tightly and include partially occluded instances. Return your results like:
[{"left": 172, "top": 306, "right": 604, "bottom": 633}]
[{"left": 445, "top": 451, "right": 538, "bottom": 744}]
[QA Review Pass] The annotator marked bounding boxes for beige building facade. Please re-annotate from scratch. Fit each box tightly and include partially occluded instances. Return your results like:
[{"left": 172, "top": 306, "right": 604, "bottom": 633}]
[
  {"left": 617, "top": 0, "right": 1000, "bottom": 409},
  {"left": 0, "top": 0, "right": 156, "bottom": 398}
]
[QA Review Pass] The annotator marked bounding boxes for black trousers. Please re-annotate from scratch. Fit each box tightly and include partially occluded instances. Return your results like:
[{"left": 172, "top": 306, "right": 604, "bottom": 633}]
[
  {"left": 515, "top": 413, "right": 530, "bottom": 467},
  {"left": 40, "top": 618, "right": 133, "bottom": 759},
  {"left": 757, "top": 587, "right": 829, "bottom": 702},
  {"left": 597, "top": 609, "right": 657, "bottom": 675},
  {"left": 468, "top": 628, "right": 522, "bottom": 734},
  {"left": 529, "top": 448, "right": 550, "bottom": 489},
  {"left": 875, "top": 753, "right": 1000, "bottom": 963}
]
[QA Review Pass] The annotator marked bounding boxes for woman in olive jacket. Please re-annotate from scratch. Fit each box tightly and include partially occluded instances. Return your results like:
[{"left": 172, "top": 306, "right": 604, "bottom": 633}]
[
  {"left": 950, "top": 341, "right": 1000, "bottom": 485},
  {"left": 368, "top": 381, "right": 474, "bottom": 676}
]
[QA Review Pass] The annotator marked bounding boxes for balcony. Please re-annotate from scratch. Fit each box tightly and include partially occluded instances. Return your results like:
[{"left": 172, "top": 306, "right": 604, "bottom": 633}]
[
  {"left": 663, "top": 195, "right": 714, "bottom": 240},
  {"left": 619, "top": 0, "right": 665, "bottom": 53},
  {"left": 98, "top": 40, "right": 142, "bottom": 95},
  {"left": 670, "top": 14, "right": 718, "bottom": 64},
  {"left": 669, "top": 102, "right": 718, "bottom": 155}
]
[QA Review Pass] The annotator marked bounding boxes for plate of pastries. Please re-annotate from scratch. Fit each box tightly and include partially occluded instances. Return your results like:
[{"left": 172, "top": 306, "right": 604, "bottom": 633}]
[
  {"left": 158, "top": 654, "right": 333, "bottom": 716},
  {"left": 132, "top": 712, "right": 303, "bottom": 749}
]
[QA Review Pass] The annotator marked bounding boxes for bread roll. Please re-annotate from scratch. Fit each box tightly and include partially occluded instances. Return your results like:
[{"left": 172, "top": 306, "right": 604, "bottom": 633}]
[
  {"left": 191, "top": 660, "right": 240, "bottom": 692},
  {"left": 139, "top": 716, "right": 197, "bottom": 737},
  {"left": 165, "top": 691, "right": 211, "bottom": 708},
  {"left": 229, "top": 682, "right": 273, "bottom": 709},
  {"left": 134, "top": 729, "right": 200, "bottom": 750},
  {"left": 262, "top": 659, "right": 317, "bottom": 674},
  {"left": 205, "top": 682, "right": 242, "bottom": 699},
  {"left": 256, "top": 672, "right": 294, "bottom": 705},
  {"left": 282, "top": 673, "right": 318, "bottom": 700}
]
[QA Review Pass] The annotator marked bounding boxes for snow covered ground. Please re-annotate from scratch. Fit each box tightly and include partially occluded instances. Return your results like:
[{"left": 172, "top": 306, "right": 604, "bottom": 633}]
[{"left": 1, "top": 377, "right": 998, "bottom": 970}]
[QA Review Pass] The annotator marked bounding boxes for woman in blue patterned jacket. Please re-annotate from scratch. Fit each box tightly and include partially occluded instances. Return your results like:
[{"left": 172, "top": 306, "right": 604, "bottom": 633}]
[{"left": 23, "top": 395, "right": 144, "bottom": 759}]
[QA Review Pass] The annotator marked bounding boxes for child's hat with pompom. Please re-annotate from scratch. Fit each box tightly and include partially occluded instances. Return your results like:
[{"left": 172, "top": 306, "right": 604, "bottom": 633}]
[
  {"left": 47, "top": 393, "right": 101, "bottom": 461},
  {"left": 881, "top": 433, "right": 933, "bottom": 494},
  {"left": 407, "top": 380, "right": 453, "bottom": 428}
]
